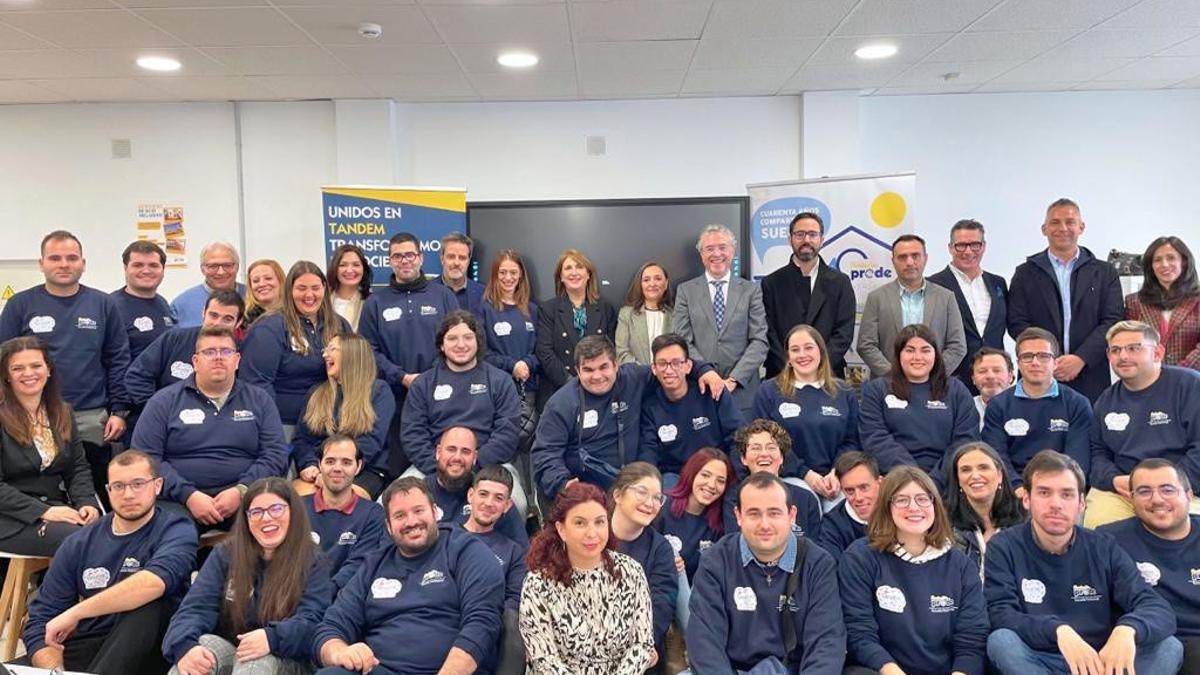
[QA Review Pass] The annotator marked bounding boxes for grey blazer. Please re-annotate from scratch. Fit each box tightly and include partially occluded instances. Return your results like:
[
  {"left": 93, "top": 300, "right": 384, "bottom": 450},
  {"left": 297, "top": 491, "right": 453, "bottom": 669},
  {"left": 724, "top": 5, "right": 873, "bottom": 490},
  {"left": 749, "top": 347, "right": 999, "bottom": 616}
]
[
  {"left": 615, "top": 304, "right": 674, "bottom": 366},
  {"left": 856, "top": 278, "right": 968, "bottom": 378},
  {"left": 672, "top": 275, "right": 768, "bottom": 411}
]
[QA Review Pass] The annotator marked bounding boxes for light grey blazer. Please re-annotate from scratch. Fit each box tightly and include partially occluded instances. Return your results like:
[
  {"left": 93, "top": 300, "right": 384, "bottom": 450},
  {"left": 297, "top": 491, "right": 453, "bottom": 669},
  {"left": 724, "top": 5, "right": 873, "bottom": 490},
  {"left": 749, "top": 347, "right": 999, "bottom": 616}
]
[
  {"left": 615, "top": 304, "right": 674, "bottom": 366},
  {"left": 672, "top": 275, "right": 768, "bottom": 412},
  {"left": 856, "top": 278, "right": 968, "bottom": 378}
]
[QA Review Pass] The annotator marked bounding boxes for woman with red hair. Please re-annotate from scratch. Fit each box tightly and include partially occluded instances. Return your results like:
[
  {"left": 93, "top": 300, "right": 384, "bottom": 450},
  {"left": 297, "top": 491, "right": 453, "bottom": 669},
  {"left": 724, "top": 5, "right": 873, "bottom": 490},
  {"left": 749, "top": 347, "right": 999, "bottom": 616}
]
[
  {"left": 660, "top": 447, "right": 735, "bottom": 583},
  {"left": 520, "top": 482, "right": 653, "bottom": 675}
]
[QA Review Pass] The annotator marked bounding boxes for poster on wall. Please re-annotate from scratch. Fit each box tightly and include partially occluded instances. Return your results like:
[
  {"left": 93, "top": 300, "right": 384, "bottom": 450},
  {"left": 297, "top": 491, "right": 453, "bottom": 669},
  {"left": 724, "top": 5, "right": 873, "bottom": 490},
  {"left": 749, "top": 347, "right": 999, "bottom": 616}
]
[
  {"left": 136, "top": 203, "right": 188, "bottom": 268},
  {"left": 321, "top": 185, "right": 467, "bottom": 285},
  {"left": 0, "top": 259, "right": 42, "bottom": 314},
  {"left": 748, "top": 172, "right": 916, "bottom": 383}
]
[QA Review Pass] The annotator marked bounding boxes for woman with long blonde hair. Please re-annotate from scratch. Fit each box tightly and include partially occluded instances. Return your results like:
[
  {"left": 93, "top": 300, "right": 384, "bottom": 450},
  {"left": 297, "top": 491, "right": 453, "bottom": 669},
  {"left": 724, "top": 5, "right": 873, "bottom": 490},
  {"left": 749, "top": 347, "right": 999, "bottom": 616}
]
[{"left": 244, "top": 259, "right": 285, "bottom": 326}]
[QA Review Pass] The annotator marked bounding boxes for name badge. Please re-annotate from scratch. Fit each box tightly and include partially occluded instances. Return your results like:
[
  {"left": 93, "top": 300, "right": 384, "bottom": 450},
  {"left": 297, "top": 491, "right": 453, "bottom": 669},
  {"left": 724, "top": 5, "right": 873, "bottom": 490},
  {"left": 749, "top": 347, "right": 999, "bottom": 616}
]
[
  {"left": 434, "top": 384, "right": 453, "bottom": 401},
  {"left": 133, "top": 316, "right": 155, "bottom": 332},
  {"left": 371, "top": 577, "right": 402, "bottom": 599},
  {"left": 657, "top": 424, "right": 678, "bottom": 442},
  {"left": 1004, "top": 418, "right": 1030, "bottom": 437},
  {"left": 493, "top": 321, "right": 512, "bottom": 336},
  {"left": 582, "top": 409, "right": 598, "bottom": 429},
  {"left": 885, "top": 394, "right": 908, "bottom": 409},
  {"left": 778, "top": 402, "right": 801, "bottom": 418},
  {"left": 734, "top": 586, "right": 757, "bottom": 611}
]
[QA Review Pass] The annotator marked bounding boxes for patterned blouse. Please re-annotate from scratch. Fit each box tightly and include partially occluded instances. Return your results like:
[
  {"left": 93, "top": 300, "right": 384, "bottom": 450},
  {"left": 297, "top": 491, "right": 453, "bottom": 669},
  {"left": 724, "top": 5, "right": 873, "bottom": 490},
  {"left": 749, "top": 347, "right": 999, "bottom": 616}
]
[{"left": 519, "top": 550, "right": 655, "bottom": 675}]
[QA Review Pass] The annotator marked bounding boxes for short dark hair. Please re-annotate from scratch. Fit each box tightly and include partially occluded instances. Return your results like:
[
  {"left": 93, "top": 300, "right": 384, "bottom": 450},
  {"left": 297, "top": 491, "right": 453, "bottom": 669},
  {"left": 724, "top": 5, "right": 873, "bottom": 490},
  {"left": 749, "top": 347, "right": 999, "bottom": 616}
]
[
  {"left": 575, "top": 335, "right": 617, "bottom": 366},
  {"left": 1015, "top": 327, "right": 1060, "bottom": 357},
  {"left": 736, "top": 471, "right": 793, "bottom": 510},
  {"left": 436, "top": 310, "right": 485, "bottom": 357},
  {"left": 1023, "top": 450, "right": 1086, "bottom": 494},
  {"left": 318, "top": 433, "right": 361, "bottom": 462},
  {"left": 205, "top": 289, "right": 246, "bottom": 322},
  {"left": 892, "top": 233, "right": 926, "bottom": 250},
  {"left": 833, "top": 451, "right": 878, "bottom": 480},
  {"left": 389, "top": 232, "right": 420, "bottom": 249},
  {"left": 972, "top": 346, "right": 1013, "bottom": 373},
  {"left": 109, "top": 449, "right": 159, "bottom": 478},
  {"left": 651, "top": 333, "right": 689, "bottom": 361},
  {"left": 195, "top": 325, "right": 238, "bottom": 351},
  {"left": 950, "top": 219, "right": 985, "bottom": 239},
  {"left": 381, "top": 475, "right": 434, "bottom": 513},
  {"left": 122, "top": 240, "right": 166, "bottom": 266},
  {"left": 41, "top": 230, "right": 82, "bottom": 257},
  {"left": 441, "top": 231, "right": 473, "bottom": 255},
  {"left": 473, "top": 464, "right": 514, "bottom": 493},
  {"left": 788, "top": 212, "right": 824, "bottom": 234},
  {"left": 1131, "top": 458, "right": 1192, "bottom": 493}
]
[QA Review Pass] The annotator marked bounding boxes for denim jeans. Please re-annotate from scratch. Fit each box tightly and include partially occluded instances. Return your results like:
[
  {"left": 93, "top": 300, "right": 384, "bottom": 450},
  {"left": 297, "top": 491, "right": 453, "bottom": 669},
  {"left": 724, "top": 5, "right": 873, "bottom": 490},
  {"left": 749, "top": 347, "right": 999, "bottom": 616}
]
[{"left": 987, "top": 628, "right": 1183, "bottom": 674}]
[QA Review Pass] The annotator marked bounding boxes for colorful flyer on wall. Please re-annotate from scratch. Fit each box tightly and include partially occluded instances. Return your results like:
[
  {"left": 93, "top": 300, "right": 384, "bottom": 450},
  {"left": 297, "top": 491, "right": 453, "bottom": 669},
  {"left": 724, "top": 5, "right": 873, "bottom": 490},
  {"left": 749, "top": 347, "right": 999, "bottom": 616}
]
[{"left": 137, "top": 202, "right": 188, "bottom": 268}]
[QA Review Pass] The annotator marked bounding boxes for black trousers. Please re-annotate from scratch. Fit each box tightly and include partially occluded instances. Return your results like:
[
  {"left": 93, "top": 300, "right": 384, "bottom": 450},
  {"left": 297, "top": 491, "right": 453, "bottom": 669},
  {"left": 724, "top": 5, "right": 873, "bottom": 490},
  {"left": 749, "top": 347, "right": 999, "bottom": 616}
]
[
  {"left": 0, "top": 519, "right": 81, "bottom": 557},
  {"left": 1183, "top": 637, "right": 1200, "bottom": 675},
  {"left": 19, "top": 597, "right": 172, "bottom": 675}
]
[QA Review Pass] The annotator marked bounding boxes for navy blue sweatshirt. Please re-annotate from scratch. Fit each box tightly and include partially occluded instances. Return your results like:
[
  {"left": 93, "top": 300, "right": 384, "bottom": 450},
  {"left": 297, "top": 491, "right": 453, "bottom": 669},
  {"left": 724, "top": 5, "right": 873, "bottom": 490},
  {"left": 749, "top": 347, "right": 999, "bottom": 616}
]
[
  {"left": 1090, "top": 366, "right": 1200, "bottom": 491},
  {"left": 359, "top": 280, "right": 460, "bottom": 399},
  {"left": 658, "top": 496, "right": 723, "bottom": 581},
  {"left": 426, "top": 475, "right": 529, "bottom": 548},
  {"left": 125, "top": 326, "right": 204, "bottom": 406},
  {"left": 1099, "top": 516, "right": 1200, "bottom": 639},
  {"left": 0, "top": 284, "right": 131, "bottom": 411},
  {"left": 463, "top": 526, "right": 527, "bottom": 612},
  {"left": 24, "top": 507, "right": 197, "bottom": 655},
  {"left": 753, "top": 379, "right": 860, "bottom": 477},
  {"left": 131, "top": 377, "right": 289, "bottom": 502},
  {"left": 859, "top": 377, "right": 980, "bottom": 476},
  {"left": 433, "top": 277, "right": 486, "bottom": 317},
  {"left": 839, "top": 540, "right": 988, "bottom": 675},
  {"left": 313, "top": 525, "right": 505, "bottom": 674},
  {"left": 984, "top": 522, "right": 1176, "bottom": 651},
  {"left": 615, "top": 526, "right": 677, "bottom": 653},
  {"left": 532, "top": 361, "right": 715, "bottom": 498},
  {"left": 687, "top": 532, "right": 846, "bottom": 674},
  {"left": 163, "top": 543, "right": 333, "bottom": 663},
  {"left": 815, "top": 501, "right": 868, "bottom": 563},
  {"left": 722, "top": 481, "right": 822, "bottom": 542},
  {"left": 109, "top": 288, "right": 174, "bottom": 362},
  {"left": 401, "top": 362, "right": 521, "bottom": 474},
  {"left": 639, "top": 382, "right": 745, "bottom": 475},
  {"left": 239, "top": 312, "right": 350, "bottom": 425},
  {"left": 292, "top": 379, "right": 395, "bottom": 476},
  {"left": 982, "top": 380, "right": 1094, "bottom": 487},
  {"left": 304, "top": 491, "right": 388, "bottom": 591},
  {"left": 481, "top": 301, "right": 540, "bottom": 394}
]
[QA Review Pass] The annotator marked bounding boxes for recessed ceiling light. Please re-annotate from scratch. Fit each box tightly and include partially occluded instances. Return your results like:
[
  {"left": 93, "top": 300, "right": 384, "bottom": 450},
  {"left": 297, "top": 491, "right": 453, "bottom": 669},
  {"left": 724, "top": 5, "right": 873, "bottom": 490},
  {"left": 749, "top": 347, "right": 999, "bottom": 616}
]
[
  {"left": 137, "top": 56, "right": 181, "bottom": 72},
  {"left": 854, "top": 43, "right": 898, "bottom": 60},
  {"left": 497, "top": 51, "right": 538, "bottom": 68}
]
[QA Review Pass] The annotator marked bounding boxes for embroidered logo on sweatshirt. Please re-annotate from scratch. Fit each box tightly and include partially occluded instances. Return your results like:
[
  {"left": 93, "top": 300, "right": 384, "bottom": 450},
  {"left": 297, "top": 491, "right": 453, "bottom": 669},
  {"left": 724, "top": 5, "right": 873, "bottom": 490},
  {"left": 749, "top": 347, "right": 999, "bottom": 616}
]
[
  {"left": 691, "top": 416, "right": 711, "bottom": 431},
  {"left": 1136, "top": 562, "right": 1161, "bottom": 586},
  {"left": 1004, "top": 418, "right": 1030, "bottom": 437},
  {"left": 1021, "top": 578, "right": 1046, "bottom": 604},
  {"left": 1190, "top": 569, "right": 1200, "bottom": 586},
  {"left": 82, "top": 567, "right": 111, "bottom": 590},
  {"left": 29, "top": 316, "right": 55, "bottom": 333},
  {"left": 76, "top": 317, "right": 98, "bottom": 330},
  {"left": 232, "top": 410, "right": 256, "bottom": 422},
  {"left": 120, "top": 557, "right": 141, "bottom": 574},
  {"left": 1071, "top": 584, "right": 1101, "bottom": 602},
  {"left": 821, "top": 406, "right": 841, "bottom": 417},
  {"left": 420, "top": 305, "right": 438, "bottom": 316},
  {"left": 170, "top": 361, "right": 194, "bottom": 379},
  {"left": 778, "top": 402, "right": 801, "bottom": 418},
  {"left": 876, "top": 585, "right": 906, "bottom": 613},
  {"left": 1104, "top": 412, "right": 1131, "bottom": 431},
  {"left": 421, "top": 569, "right": 446, "bottom": 586},
  {"left": 925, "top": 400, "right": 947, "bottom": 410},
  {"left": 434, "top": 384, "right": 454, "bottom": 401},
  {"left": 929, "top": 594, "right": 957, "bottom": 613},
  {"left": 338, "top": 532, "right": 358, "bottom": 546},
  {"left": 1048, "top": 418, "right": 1070, "bottom": 433},
  {"left": 371, "top": 577, "right": 402, "bottom": 599},
  {"left": 525, "top": 321, "right": 535, "bottom": 332},
  {"left": 469, "top": 383, "right": 488, "bottom": 395},
  {"left": 699, "top": 539, "right": 714, "bottom": 552},
  {"left": 1149, "top": 411, "right": 1172, "bottom": 426},
  {"left": 382, "top": 307, "right": 403, "bottom": 322},
  {"left": 657, "top": 424, "right": 678, "bottom": 442},
  {"left": 133, "top": 316, "right": 155, "bottom": 332},
  {"left": 493, "top": 321, "right": 512, "bottom": 336},
  {"left": 884, "top": 395, "right": 908, "bottom": 409}
]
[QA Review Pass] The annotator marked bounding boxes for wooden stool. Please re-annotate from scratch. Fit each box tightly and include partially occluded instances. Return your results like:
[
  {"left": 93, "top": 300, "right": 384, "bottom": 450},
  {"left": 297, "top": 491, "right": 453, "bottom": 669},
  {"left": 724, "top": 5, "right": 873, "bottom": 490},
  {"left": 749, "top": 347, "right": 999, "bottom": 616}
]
[{"left": 0, "top": 552, "right": 52, "bottom": 661}]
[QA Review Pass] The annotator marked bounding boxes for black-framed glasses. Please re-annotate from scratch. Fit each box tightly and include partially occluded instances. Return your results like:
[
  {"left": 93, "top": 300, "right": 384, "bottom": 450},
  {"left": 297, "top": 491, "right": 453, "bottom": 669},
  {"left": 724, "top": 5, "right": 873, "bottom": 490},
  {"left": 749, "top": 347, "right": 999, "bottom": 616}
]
[
  {"left": 1017, "top": 352, "right": 1055, "bottom": 364},
  {"left": 952, "top": 242, "right": 984, "bottom": 252},
  {"left": 653, "top": 359, "right": 687, "bottom": 371},
  {"left": 389, "top": 252, "right": 420, "bottom": 262},
  {"left": 198, "top": 347, "right": 237, "bottom": 359},
  {"left": 247, "top": 503, "right": 289, "bottom": 521},
  {"left": 106, "top": 478, "right": 155, "bottom": 494},
  {"left": 790, "top": 231, "right": 822, "bottom": 241}
]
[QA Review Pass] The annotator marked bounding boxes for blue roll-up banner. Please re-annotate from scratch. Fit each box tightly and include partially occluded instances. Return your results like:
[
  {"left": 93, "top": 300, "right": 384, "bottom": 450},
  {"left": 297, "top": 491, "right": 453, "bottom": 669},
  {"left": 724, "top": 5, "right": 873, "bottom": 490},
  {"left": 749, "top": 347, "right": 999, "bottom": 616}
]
[
  {"left": 321, "top": 185, "right": 467, "bottom": 285},
  {"left": 747, "top": 173, "right": 916, "bottom": 382}
]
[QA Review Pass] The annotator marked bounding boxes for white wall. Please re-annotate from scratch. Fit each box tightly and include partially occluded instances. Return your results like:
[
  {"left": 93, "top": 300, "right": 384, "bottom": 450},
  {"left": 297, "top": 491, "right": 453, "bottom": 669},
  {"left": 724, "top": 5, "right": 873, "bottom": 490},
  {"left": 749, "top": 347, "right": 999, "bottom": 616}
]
[{"left": 859, "top": 89, "right": 1200, "bottom": 277}]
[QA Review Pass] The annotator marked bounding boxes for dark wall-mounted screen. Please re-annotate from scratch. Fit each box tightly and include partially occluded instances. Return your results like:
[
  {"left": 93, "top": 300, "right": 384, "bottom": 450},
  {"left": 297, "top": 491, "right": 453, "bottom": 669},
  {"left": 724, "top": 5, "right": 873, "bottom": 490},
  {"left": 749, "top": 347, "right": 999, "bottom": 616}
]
[{"left": 467, "top": 198, "right": 750, "bottom": 309}]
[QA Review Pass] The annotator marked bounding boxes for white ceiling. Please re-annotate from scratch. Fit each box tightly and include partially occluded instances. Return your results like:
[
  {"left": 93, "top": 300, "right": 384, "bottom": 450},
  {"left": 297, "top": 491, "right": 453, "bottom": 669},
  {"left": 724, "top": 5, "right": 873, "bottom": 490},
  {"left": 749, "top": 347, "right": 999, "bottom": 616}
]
[{"left": 1, "top": 0, "right": 1199, "bottom": 104}]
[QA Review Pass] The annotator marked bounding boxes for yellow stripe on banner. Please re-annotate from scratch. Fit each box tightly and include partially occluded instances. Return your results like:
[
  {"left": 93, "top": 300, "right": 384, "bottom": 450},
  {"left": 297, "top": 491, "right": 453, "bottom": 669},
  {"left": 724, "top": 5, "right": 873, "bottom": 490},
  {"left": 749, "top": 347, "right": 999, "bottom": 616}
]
[{"left": 322, "top": 188, "right": 466, "bottom": 213}]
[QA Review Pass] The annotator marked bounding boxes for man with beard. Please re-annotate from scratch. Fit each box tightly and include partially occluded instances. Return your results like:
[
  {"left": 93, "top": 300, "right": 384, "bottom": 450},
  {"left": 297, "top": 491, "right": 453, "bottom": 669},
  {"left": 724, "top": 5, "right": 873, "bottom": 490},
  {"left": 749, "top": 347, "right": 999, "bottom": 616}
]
[
  {"left": 970, "top": 346, "right": 1015, "bottom": 426},
  {"left": 815, "top": 451, "right": 881, "bottom": 562},
  {"left": 985, "top": 450, "right": 1182, "bottom": 674},
  {"left": 425, "top": 425, "right": 528, "bottom": 546},
  {"left": 433, "top": 232, "right": 485, "bottom": 316},
  {"left": 1100, "top": 459, "right": 1200, "bottom": 672},
  {"left": 303, "top": 434, "right": 387, "bottom": 592},
  {"left": 314, "top": 476, "right": 504, "bottom": 675},
  {"left": 360, "top": 232, "right": 460, "bottom": 478},
  {"left": 22, "top": 450, "right": 198, "bottom": 674},
  {"left": 761, "top": 212, "right": 856, "bottom": 378},
  {"left": 460, "top": 465, "right": 527, "bottom": 674},
  {"left": 402, "top": 310, "right": 524, "bottom": 514}
]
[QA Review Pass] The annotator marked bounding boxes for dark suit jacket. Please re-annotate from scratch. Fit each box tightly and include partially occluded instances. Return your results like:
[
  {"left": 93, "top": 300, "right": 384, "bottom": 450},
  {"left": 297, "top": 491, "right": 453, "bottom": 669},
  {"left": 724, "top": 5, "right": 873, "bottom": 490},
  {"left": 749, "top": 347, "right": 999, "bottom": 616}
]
[
  {"left": 0, "top": 422, "right": 95, "bottom": 540},
  {"left": 535, "top": 295, "right": 618, "bottom": 395},
  {"left": 929, "top": 265, "right": 1009, "bottom": 392},
  {"left": 1008, "top": 246, "right": 1124, "bottom": 402},
  {"left": 761, "top": 257, "right": 857, "bottom": 378}
]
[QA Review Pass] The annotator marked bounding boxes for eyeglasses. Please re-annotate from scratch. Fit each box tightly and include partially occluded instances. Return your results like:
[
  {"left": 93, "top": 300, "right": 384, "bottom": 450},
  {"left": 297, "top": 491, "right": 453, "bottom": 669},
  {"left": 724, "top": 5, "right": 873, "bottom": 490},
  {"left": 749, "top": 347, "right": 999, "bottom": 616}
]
[
  {"left": 202, "top": 263, "right": 236, "bottom": 272},
  {"left": 198, "top": 347, "right": 237, "bottom": 359},
  {"left": 389, "top": 252, "right": 420, "bottom": 262},
  {"left": 625, "top": 484, "right": 665, "bottom": 507},
  {"left": 247, "top": 503, "right": 289, "bottom": 521},
  {"left": 701, "top": 244, "right": 732, "bottom": 255},
  {"left": 653, "top": 359, "right": 688, "bottom": 371},
  {"left": 1018, "top": 352, "right": 1055, "bottom": 364},
  {"left": 790, "top": 231, "right": 822, "bottom": 241},
  {"left": 890, "top": 493, "right": 933, "bottom": 509},
  {"left": 106, "top": 478, "right": 155, "bottom": 494},
  {"left": 1108, "top": 343, "right": 1152, "bottom": 357},
  {"left": 1133, "top": 485, "right": 1183, "bottom": 500},
  {"left": 951, "top": 242, "right": 985, "bottom": 252}
]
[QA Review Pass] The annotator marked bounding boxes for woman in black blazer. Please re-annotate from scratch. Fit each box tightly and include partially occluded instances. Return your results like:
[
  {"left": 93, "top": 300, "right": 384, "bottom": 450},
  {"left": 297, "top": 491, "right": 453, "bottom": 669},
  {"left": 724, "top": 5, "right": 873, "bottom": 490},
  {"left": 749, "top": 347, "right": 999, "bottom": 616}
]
[
  {"left": 535, "top": 249, "right": 618, "bottom": 405},
  {"left": 0, "top": 336, "right": 99, "bottom": 557}
]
